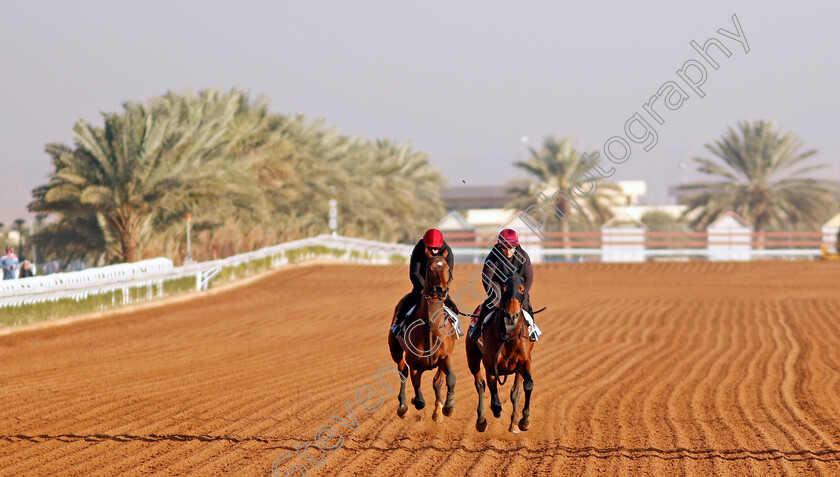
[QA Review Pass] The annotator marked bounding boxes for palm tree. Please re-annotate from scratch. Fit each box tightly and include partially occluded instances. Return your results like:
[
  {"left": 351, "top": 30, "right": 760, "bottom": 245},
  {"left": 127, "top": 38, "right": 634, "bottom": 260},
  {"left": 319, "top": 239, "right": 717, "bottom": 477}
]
[
  {"left": 678, "top": 120, "right": 835, "bottom": 245},
  {"left": 30, "top": 89, "right": 269, "bottom": 263},
  {"left": 338, "top": 139, "right": 445, "bottom": 242},
  {"left": 31, "top": 89, "right": 447, "bottom": 263},
  {"left": 507, "top": 135, "right": 618, "bottom": 251}
]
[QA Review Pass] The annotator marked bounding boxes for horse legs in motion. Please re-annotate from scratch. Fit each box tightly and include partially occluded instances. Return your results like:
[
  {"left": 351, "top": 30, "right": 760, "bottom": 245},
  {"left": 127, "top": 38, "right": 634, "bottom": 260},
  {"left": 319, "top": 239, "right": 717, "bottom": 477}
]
[
  {"left": 466, "top": 336, "right": 487, "bottom": 431},
  {"left": 387, "top": 315, "right": 410, "bottom": 418},
  {"left": 431, "top": 355, "right": 456, "bottom": 422},
  {"left": 507, "top": 362, "right": 534, "bottom": 433},
  {"left": 388, "top": 248, "right": 457, "bottom": 422},
  {"left": 468, "top": 275, "right": 536, "bottom": 433},
  {"left": 520, "top": 365, "right": 533, "bottom": 431}
]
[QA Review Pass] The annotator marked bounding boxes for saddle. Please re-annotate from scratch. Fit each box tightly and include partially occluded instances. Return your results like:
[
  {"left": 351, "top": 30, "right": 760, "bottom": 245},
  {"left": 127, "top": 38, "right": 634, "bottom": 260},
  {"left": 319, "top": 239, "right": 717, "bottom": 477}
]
[
  {"left": 470, "top": 304, "right": 540, "bottom": 345},
  {"left": 397, "top": 302, "right": 463, "bottom": 346}
]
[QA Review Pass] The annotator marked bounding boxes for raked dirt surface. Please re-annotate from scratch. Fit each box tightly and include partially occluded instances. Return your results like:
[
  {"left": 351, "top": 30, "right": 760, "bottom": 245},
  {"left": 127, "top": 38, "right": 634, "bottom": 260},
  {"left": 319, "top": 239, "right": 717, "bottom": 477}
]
[{"left": 2, "top": 261, "right": 840, "bottom": 476}]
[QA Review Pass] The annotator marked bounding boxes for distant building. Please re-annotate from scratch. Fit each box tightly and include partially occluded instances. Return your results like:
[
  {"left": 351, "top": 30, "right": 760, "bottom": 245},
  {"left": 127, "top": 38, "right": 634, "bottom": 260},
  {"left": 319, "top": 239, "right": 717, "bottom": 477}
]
[
  {"left": 602, "top": 180, "right": 648, "bottom": 206},
  {"left": 822, "top": 212, "right": 840, "bottom": 254},
  {"left": 436, "top": 211, "right": 475, "bottom": 235},
  {"left": 601, "top": 212, "right": 647, "bottom": 263},
  {"left": 435, "top": 208, "right": 544, "bottom": 263},
  {"left": 707, "top": 211, "right": 752, "bottom": 261},
  {"left": 442, "top": 180, "right": 649, "bottom": 211},
  {"left": 440, "top": 185, "right": 517, "bottom": 210},
  {"left": 609, "top": 205, "right": 688, "bottom": 221}
]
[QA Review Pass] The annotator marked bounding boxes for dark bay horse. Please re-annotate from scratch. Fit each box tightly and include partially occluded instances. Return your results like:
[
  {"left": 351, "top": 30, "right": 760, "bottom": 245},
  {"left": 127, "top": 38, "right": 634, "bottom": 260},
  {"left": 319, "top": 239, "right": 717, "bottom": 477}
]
[
  {"left": 388, "top": 248, "right": 458, "bottom": 422},
  {"left": 465, "top": 273, "right": 534, "bottom": 433}
]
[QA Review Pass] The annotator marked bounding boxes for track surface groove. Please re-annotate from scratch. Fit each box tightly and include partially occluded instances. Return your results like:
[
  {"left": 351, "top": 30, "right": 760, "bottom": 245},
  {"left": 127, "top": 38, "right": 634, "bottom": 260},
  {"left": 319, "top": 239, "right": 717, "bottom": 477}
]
[{"left": 2, "top": 261, "right": 840, "bottom": 476}]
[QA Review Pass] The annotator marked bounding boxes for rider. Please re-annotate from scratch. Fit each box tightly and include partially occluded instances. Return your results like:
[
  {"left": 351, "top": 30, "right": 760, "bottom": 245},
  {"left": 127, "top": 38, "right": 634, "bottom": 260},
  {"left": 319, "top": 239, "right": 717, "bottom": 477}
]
[
  {"left": 391, "top": 228, "right": 456, "bottom": 336},
  {"left": 468, "top": 228, "right": 537, "bottom": 341}
]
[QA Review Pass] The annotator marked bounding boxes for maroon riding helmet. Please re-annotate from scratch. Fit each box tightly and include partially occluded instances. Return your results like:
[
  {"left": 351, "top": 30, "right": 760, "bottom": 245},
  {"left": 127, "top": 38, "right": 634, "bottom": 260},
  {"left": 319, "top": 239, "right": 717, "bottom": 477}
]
[{"left": 498, "top": 228, "right": 519, "bottom": 248}]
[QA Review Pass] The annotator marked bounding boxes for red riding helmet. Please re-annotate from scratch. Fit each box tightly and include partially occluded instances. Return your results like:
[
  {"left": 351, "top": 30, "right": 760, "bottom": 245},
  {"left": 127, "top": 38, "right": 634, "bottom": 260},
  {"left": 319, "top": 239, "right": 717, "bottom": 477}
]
[
  {"left": 423, "top": 229, "right": 444, "bottom": 248},
  {"left": 498, "top": 228, "right": 519, "bottom": 247}
]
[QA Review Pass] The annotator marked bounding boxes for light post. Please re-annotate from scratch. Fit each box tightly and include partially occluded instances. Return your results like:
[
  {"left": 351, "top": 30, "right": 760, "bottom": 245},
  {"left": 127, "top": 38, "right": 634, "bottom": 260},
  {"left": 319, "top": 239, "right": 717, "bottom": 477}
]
[
  {"left": 14, "top": 218, "right": 24, "bottom": 261},
  {"left": 185, "top": 213, "right": 193, "bottom": 264},
  {"left": 329, "top": 199, "right": 338, "bottom": 237},
  {"left": 328, "top": 186, "right": 338, "bottom": 237}
]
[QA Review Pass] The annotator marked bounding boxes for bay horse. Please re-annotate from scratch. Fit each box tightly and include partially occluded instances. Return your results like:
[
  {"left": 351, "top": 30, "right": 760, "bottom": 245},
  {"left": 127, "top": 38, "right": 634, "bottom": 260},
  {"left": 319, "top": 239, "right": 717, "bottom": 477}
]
[
  {"left": 465, "top": 273, "right": 534, "bottom": 433},
  {"left": 387, "top": 248, "right": 458, "bottom": 422}
]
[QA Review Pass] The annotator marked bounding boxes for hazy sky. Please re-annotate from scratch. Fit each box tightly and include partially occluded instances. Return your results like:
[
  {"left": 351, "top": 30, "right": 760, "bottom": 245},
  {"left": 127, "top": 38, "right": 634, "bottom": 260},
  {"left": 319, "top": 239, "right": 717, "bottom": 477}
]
[{"left": 1, "top": 1, "right": 838, "bottom": 225}]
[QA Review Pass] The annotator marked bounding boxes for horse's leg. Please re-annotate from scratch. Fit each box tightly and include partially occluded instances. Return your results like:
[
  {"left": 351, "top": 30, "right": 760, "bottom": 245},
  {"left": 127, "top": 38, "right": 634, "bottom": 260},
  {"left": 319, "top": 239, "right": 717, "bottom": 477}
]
[
  {"left": 508, "top": 372, "right": 523, "bottom": 434},
  {"left": 432, "top": 367, "right": 445, "bottom": 423},
  {"left": 388, "top": 332, "right": 409, "bottom": 418},
  {"left": 409, "top": 367, "right": 425, "bottom": 410},
  {"left": 396, "top": 362, "right": 409, "bottom": 418},
  {"left": 442, "top": 355, "right": 456, "bottom": 416},
  {"left": 519, "top": 365, "right": 533, "bottom": 431},
  {"left": 466, "top": 339, "right": 487, "bottom": 431},
  {"left": 486, "top": 366, "right": 502, "bottom": 419},
  {"left": 473, "top": 370, "right": 487, "bottom": 432}
]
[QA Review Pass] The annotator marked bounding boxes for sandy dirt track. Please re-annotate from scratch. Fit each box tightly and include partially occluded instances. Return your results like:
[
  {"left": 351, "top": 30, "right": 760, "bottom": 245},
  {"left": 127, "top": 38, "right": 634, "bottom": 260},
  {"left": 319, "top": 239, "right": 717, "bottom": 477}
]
[{"left": 2, "top": 261, "right": 840, "bottom": 476}]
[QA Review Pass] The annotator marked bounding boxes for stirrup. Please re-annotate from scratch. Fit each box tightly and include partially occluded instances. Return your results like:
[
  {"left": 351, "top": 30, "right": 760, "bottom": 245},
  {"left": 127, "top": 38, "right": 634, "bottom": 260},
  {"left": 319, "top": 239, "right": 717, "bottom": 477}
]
[{"left": 391, "top": 323, "right": 403, "bottom": 336}]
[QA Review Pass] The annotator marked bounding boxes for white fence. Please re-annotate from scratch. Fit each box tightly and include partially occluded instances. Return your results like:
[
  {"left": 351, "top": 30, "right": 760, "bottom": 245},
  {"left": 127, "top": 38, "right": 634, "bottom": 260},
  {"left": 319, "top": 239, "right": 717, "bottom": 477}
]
[
  {"left": 0, "top": 235, "right": 412, "bottom": 313},
  {"left": 448, "top": 247, "right": 821, "bottom": 262}
]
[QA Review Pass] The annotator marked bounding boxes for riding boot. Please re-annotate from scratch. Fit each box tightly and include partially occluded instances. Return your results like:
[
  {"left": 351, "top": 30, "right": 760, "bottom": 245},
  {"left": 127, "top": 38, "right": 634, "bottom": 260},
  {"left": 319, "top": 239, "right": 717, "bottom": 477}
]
[
  {"left": 468, "top": 320, "right": 483, "bottom": 340},
  {"left": 391, "top": 292, "right": 418, "bottom": 337},
  {"left": 468, "top": 306, "right": 488, "bottom": 340},
  {"left": 525, "top": 305, "right": 539, "bottom": 341},
  {"left": 391, "top": 308, "right": 410, "bottom": 336}
]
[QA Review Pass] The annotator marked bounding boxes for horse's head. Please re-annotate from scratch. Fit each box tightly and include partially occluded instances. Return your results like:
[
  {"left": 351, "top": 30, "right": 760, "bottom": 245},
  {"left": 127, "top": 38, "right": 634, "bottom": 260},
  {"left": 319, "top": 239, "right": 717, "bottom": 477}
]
[
  {"left": 499, "top": 273, "right": 525, "bottom": 341},
  {"left": 424, "top": 247, "right": 451, "bottom": 300}
]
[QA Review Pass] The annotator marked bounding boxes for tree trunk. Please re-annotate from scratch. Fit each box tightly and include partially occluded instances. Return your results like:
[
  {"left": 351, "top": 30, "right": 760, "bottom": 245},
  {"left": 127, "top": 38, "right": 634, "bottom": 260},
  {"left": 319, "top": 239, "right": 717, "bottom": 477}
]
[
  {"left": 111, "top": 208, "right": 141, "bottom": 263},
  {"left": 754, "top": 216, "right": 766, "bottom": 252},
  {"left": 754, "top": 226, "right": 764, "bottom": 252},
  {"left": 121, "top": 230, "right": 138, "bottom": 263}
]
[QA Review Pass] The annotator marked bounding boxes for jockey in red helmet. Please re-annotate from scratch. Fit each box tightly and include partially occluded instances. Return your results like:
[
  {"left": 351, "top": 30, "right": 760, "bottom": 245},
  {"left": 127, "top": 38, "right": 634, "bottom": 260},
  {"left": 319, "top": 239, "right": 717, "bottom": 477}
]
[
  {"left": 468, "top": 228, "right": 537, "bottom": 341},
  {"left": 391, "top": 228, "right": 458, "bottom": 336}
]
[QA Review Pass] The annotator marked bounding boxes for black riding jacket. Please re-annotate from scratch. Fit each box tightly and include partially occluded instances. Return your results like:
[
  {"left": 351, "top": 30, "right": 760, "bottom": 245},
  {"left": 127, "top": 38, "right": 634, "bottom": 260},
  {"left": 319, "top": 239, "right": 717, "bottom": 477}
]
[
  {"left": 481, "top": 244, "right": 533, "bottom": 308},
  {"left": 409, "top": 240, "right": 454, "bottom": 292}
]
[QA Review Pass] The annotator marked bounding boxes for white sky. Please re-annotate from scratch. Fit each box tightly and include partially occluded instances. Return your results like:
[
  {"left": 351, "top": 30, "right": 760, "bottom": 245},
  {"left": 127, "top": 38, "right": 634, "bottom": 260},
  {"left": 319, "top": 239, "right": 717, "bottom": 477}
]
[{"left": 1, "top": 1, "right": 838, "bottom": 225}]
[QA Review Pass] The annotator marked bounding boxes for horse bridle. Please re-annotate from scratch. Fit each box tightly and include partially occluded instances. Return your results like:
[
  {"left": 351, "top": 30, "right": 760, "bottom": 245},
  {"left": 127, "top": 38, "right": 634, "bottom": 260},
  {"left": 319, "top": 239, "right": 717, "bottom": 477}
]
[
  {"left": 420, "top": 255, "right": 450, "bottom": 368},
  {"left": 423, "top": 254, "right": 450, "bottom": 301},
  {"left": 493, "top": 277, "right": 526, "bottom": 385}
]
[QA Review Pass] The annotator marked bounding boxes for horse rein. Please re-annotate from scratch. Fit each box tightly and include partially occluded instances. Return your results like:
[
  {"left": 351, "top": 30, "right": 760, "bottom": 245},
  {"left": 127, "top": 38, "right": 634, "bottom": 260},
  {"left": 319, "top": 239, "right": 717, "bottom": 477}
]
[{"left": 493, "top": 312, "right": 526, "bottom": 386}]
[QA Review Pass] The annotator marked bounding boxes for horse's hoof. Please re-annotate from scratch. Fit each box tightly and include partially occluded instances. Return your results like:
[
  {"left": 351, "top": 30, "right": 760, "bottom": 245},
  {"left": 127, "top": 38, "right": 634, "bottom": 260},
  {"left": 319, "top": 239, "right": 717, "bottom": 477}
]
[
  {"left": 476, "top": 417, "right": 487, "bottom": 432},
  {"left": 442, "top": 405, "right": 454, "bottom": 416},
  {"left": 508, "top": 425, "right": 520, "bottom": 434},
  {"left": 433, "top": 410, "right": 443, "bottom": 423},
  {"left": 518, "top": 418, "right": 530, "bottom": 431},
  {"left": 397, "top": 405, "right": 408, "bottom": 418},
  {"left": 491, "top": 404, "right": 502, "bottom": 418},
  {"left": 411, "top": 398, "right": 425, "bottom": 410}
]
